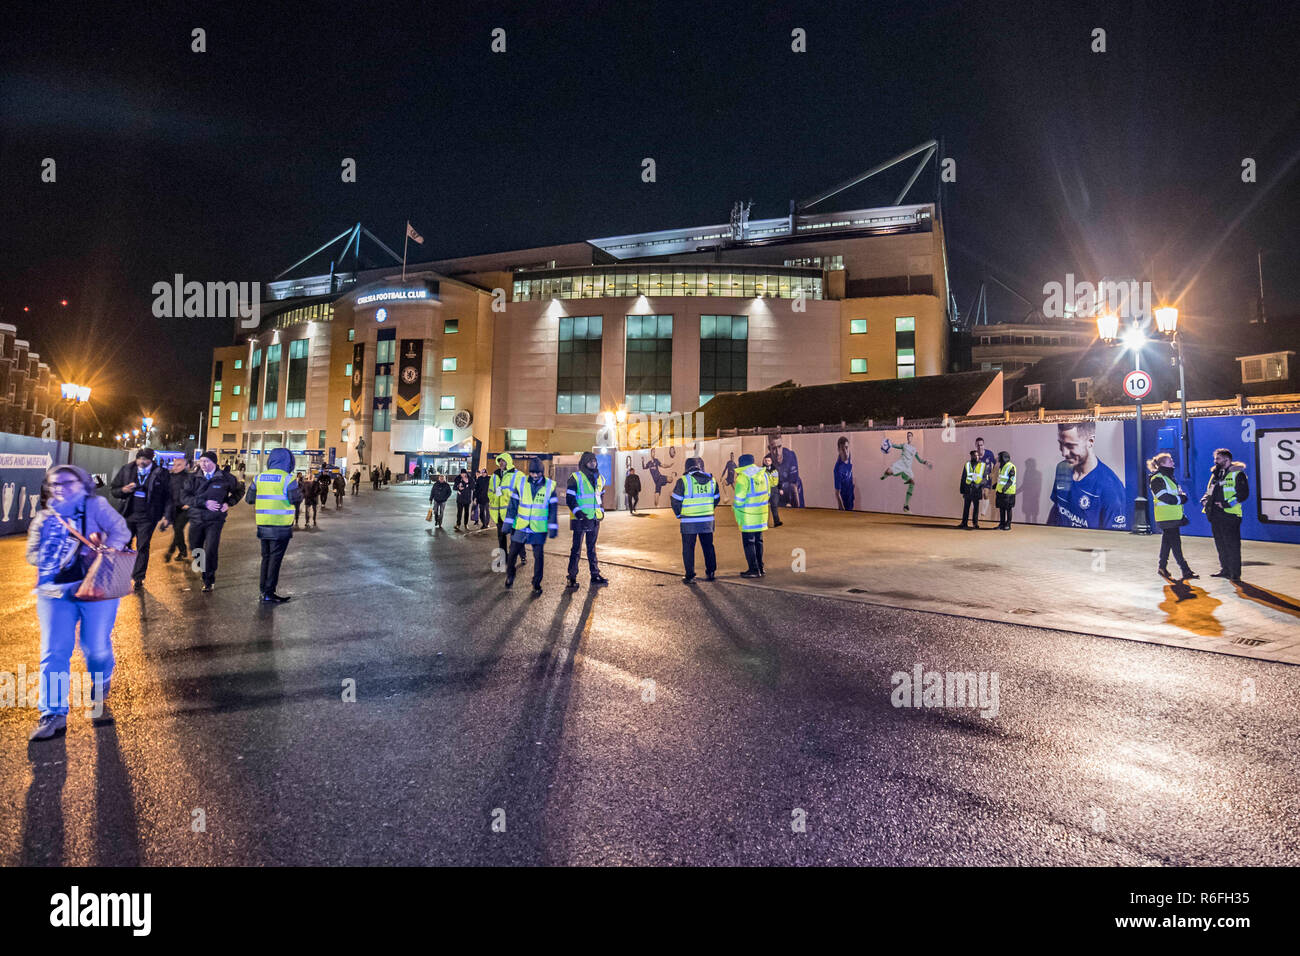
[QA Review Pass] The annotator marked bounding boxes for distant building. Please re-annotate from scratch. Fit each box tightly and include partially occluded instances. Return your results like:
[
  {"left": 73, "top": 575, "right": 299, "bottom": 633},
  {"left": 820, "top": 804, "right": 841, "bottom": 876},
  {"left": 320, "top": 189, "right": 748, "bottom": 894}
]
[{"left": 0, "top": 324, "right": 56, "bottom": 437}]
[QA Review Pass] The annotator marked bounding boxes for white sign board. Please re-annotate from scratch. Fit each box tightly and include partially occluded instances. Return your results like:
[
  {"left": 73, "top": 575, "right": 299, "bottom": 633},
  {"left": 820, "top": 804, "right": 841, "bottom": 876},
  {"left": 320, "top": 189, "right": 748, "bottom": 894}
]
[
  {"left": 1257, "top": 429, "right": 1300, "bottom": 524},
  {"left": 1123, "top": 369, "right": 1152, "bottom": 399}
]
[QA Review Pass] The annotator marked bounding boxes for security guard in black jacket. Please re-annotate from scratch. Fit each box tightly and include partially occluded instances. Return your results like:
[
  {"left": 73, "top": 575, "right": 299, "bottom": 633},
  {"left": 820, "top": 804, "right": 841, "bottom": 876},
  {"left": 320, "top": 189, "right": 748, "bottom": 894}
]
[
  {"left": 110, "top": 447, "right": 171, "bottom": 590},
  {"left": 182, "top": 450, "right": 242, "bottom": 592},
  {"left": 163, "top": 455, "right": 193, "bottom": 562}
]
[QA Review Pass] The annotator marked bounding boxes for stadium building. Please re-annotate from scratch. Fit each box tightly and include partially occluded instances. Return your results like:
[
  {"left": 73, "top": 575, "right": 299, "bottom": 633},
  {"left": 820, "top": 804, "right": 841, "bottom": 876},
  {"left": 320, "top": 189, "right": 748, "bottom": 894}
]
[{"left": 207, "top": 145, "right": 955, "bottom": 475}]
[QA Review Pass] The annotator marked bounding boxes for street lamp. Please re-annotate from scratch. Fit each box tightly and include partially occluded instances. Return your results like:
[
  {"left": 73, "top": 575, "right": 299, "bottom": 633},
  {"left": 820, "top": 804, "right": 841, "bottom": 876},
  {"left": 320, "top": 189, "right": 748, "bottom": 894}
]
[
  {"left": 1097, "top": 312, "right": 1151, "bottom": 534},
  {"left": 1154, "top": 306, "right": 1191, "bottom": 479},
  {"left": 59, "top": 383, "right": 92, "bottom": 465}
]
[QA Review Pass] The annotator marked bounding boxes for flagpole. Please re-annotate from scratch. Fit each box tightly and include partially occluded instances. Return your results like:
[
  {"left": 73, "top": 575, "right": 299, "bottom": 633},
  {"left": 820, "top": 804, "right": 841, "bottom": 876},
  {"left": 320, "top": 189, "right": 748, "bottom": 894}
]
[{"left": 402, "top": 220, "right": 409, "bottom": 281}]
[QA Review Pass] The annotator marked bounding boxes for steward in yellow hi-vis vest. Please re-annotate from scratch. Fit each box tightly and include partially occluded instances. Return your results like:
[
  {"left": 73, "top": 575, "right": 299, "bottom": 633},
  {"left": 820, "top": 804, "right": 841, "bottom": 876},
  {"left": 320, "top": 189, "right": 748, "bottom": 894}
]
[
  {"left": 243, "top": 447, "right": 303, "bottom": 602},
  {"left": 490, "top": 452, "right": 527, "bottom": 566},
  {"left": 502, "top": 458, "right": 557, "bottom": 593},
  {"left": 564, "top": 452, "right": 610, "bottom": 589},
  {"left": 732, "top": 454, "right": 770, "bottom": 577},
  {"left": 1147, "top": 452, "right": 1196, "bottom": 581},
  {"left": 1201, "top": 448, "right": 1248, "bottom": 581},
  {"left": 994, "top": 451, "right": 1017, "bottom": 530},
  {"left": 671, "top": 456, "right": 721, "bottom": 583},
  {"left": 959, "top": 450, "right": 986, "bottom": 529}
]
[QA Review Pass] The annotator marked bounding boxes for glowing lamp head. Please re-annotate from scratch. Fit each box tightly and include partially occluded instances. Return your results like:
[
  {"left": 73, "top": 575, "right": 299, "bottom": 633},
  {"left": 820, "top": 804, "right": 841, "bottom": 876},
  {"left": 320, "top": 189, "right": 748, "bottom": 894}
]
[
  {"left": 60, "top": 382, "right": 75, "bottom": 400},
  {"left": 1096, "top": 311, "right": 1120, "bottom": 343},
  {"left": 1154, "top": 306, "right": 1179, "bottom": 335},
  {"left": 1121, "top": 326, "right": 1146, "bottom": 352},
  {"left": 77, "top": 385, "right": 91, "bottom": 402}
]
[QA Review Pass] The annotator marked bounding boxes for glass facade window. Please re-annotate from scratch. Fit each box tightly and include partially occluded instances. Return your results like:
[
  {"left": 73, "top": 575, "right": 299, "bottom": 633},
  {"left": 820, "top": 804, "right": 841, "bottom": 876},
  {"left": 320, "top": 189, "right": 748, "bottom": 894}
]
[
  {"left": 444, "top": 319, "right": 459, "bottom": 334},
  {"left": 625, "top": 314, "right": 672, "bottom": 413},
  {"left": 262, "top": 344, "right": 280, "bottom": 420},
  {"left": 212, "top": 406, "right": 221, "bottom": 423},
  {"left": 783, "top": 255, "right": 844, "bottom": 270},
  {"left": 850, "top": 319, "right": 867, "bottom": 334},
  {"left": 442, "top": 357, "right": 457, "bottom": 371},
  {"left": 345, "top": 363, "right": 353, "bottom": 377},
  {"left": 506, "top": 429, "right": 527, "bottom": 451},
  {"left": 343, "top": 399, "right": 351, "bottom": 412},
  {"left": 376, "top": 338, "right": 396, "bottom": 364},
  {"left": 699, "top": 314, "right": 746, "bottom": 406},
  {"left": 285, "top": 338, "right": 308, "bottom": 418},
  {"left": 895, "top": 315, "right": 916, "bottom": 379},
  {"left": 374, "top": 408, "right": 390, "bottom": 431},
  {"left": 230, "top": 411, "right": 239, "bottom": 421},
  {"left": 513, "top": 266, "right": 822, "bottom": 301},
  {"left": 266, "top": 302, "right": 335, "bottom": 331},
  {"left": 850, "top": 358, "right": 868, "bottom": 374},
  {"left": 556, "top": 315, "right": 603, "bottom": 415},
  {"left": 232, "top": 385, "right": 241, "bottom": 395},
  {"left": 439, "top": 395, "right": 455, "bottom": 410},
  {"left": 374, "top": 373, "right": 392, "bottom": 398},
  {"left": 441, "top": 428, "right": 454, "bottom": 443},
  {"left": 348, "top": 328, "right": 355, "bottom": 341},
  {"left": 248, "top": 347, "right": 263, "bottom": 421},
  {"left": 234, "top": 359, "right": 243, "bottom": 370}
]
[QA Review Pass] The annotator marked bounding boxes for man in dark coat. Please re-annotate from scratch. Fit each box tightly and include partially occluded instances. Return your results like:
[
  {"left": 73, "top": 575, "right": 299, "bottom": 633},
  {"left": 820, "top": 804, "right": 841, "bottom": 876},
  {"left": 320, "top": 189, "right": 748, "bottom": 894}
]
[
  {"left": 110, "top": 447, "right": 171, "bottom": 590},
  {"left": 624, "top": 467, "right": 642, "bottom": 514},
  {"left": 163, "top": 455, "right": 193, "bottom": 563},
  {"left": 182, "top": 450, "right": 242, "bottom": 592},
  {"left": 474, "top": 468, "right": 491, "bottom": 529},
  {"left": 429, "top": 473, "right": 452, "bottom": 528}
]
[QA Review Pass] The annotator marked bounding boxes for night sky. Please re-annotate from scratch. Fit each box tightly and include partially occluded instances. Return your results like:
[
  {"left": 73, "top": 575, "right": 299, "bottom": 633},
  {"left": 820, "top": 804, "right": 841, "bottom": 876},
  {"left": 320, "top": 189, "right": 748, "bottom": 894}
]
[{"left": 3, "top": 0, "right": 1297, "bottom": 425}]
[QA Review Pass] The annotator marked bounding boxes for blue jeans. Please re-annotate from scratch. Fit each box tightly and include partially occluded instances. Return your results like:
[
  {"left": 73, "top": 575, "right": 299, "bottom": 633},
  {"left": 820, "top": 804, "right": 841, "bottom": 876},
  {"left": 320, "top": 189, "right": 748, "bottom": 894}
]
[{"left": 36, "top": 593, "right": 119, "bottom": 716}]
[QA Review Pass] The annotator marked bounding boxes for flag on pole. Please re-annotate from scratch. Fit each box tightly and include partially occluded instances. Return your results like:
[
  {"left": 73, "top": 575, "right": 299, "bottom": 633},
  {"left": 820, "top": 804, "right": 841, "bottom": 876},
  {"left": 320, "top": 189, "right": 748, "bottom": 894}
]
[{"left": 406, "top": 222, "right": 425, "bottom": 245}]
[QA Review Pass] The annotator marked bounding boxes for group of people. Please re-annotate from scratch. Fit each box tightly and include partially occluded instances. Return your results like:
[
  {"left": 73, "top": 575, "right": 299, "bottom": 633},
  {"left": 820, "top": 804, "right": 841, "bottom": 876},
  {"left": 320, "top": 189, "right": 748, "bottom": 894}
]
[
  {"left": 957, "top": 440, "right": 1019, "bottom": 530},
  {"left": 1147, "top": 446, "right": 1249, "bottom": 582},
  {"left": 427, "top": 468, "right": 492, "bottom": 530}
]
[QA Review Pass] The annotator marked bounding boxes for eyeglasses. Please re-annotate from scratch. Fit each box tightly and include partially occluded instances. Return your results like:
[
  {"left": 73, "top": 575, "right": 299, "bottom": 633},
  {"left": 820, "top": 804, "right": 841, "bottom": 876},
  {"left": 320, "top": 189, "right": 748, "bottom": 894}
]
[{"left": 50, "top": 478, "right": 80, "bottom": 487}]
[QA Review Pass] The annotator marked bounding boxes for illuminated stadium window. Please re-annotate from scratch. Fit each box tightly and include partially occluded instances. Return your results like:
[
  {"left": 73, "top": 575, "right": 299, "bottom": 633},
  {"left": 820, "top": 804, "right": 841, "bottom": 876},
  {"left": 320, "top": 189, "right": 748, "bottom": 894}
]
[
  {"left": 850, "top": 319, "right": 867, "bottom": 334},
  {"left": 895, "top": 316, "right": 916, "bottom": 380},
  {"left": 850, "top": 359, "right": 867, "bottom": 374},
  {"left": 442, "top": 357, "right": 457, "bottom": 371},
  {"left": 626, "top": 314, "right": 672, "bottom": 413},
  {"left": 444, "top": 319, "right": 459, "bottom": 334},
  {"left": 699, "top": 314, "right": 746, "bottom": 403},
  {"left": 557, "top": 315, "right": 603, "bottom": 415},
  {"left": 440, "top": 395, "right": 455, "bottom": 410},
  {"left": 506, "top": 429, "right": 527, "bottom": 451}
]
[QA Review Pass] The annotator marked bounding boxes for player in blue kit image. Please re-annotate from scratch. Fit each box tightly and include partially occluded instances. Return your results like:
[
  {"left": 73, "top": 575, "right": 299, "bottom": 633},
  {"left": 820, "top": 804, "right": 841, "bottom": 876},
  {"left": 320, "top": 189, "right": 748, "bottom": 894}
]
[
  {"left": 1046, "top": 420, "right": 1128, "bottom": 530},
  {"left": 833, "top": 436, "right": 855, "bottom": 510}
]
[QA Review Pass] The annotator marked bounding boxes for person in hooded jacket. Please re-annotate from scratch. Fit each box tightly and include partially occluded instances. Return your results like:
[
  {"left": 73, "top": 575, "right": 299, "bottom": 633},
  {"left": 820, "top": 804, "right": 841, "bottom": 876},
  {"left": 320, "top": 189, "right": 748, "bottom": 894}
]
[
  {"left": 244, "top": 447, "right": 303, "bottom": 602},
  {"left": 26, "top": 464, "right": 131, "bottom": 741},
  {"left": 182, "top": 450, "right": 242, "bottom": 592},
  {"left": 1148, "top": 452, "right": 1196, "bottom": 580},
  {"left": 490, "top": 453, "right": 526, "bottom": 565},
  {"left": 454, "top": 469, "right": 473, "bottom": 530},
  {"left": 429, "top": 473, "right": 452, "bottom": 528},
  {"left": 503, "top": 458, "right": 558, "bottom": 592},
  {"left": 671, "top": 456, "right": 721, "bottom": 583},
  {"left": 565, "top": 452, "right": 611, "bottom": 588}
]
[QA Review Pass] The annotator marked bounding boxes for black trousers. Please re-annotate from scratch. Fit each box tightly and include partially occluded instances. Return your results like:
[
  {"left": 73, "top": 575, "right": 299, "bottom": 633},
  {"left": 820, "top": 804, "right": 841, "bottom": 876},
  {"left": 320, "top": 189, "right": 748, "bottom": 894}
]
[
  {"left": 166, "top": 509, "right": 190, "bottom": 557},
  {"left": 627, "top": 493, "right": 638, "bottom": 512},
  {"left": 1209, "top": 513, "right": 1242, "bottom": 578},
  {"left": 682, "top": 532, "right": 716, "bottom": 578},
  {"left": 456, "top": 501, "right": 470, "bottom": 526},
  {"left": 475, "top": 498, "right": 490, "bottom": 526},
  {"left": 351, "top": 483, "right": 359, "bottom": 495},
  {"left": 127, "top": 516, "right": 157, "bottom": 582},
  {"left": 741, "top": 531, "right": 764, "bottom": 572},
  {"left": 335, "top": 489, "right": 344, "bottom": 505},
  {"left": 433, "top": 501, "right": 446, "bottom": 525},
  {"left": 187, "top": 518, "right": 225, "bottom": 586},
  {"left": 1158, "top": 528, "right": 1192, "bottom": 573},
  {"left": 260, "top": 536, "right": 290, "bottom": 595},
  {"left": 303, "top": 499, "right": 317, "bottom": 523},
  {"left": 499, "top": 527, "right": 525, "bottom": 562},
  {"left": 998, "top": 507, "right": 1013, "bottom": 528},
  {"left": 567, "top": 522, "right": 600, "bottom": 579},
  {"left": 769, "top": 494, "right": 781, "bottom": 525},
  {"left": 507, "top": 540, "right": 544, "bottom": 587},
  {"left": 961, "top": 496, "right": 981, "bottom": 526}
]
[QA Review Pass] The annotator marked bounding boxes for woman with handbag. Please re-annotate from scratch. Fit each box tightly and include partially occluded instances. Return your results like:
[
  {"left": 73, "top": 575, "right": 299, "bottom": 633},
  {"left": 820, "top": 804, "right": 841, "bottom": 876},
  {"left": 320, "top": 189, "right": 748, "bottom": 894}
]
[
  {"left": 26, "top": 464, "right": 131, "bottom": 742},
  {"left": 1148, "top": 452, "right": 1197, "bottom": 581}
]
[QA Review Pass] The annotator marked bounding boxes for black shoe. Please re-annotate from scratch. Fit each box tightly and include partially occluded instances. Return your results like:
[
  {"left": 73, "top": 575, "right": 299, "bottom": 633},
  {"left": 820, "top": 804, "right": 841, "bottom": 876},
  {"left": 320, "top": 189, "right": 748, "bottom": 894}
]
[
  {"left": 1182, "top": 570, "right": 1198, "bottom": 579},
  {"left": 504, "top": 575, "right": 514, "bottom": 589},
  {"left": 773, "top": 520, "right": 783, "bottom": 527},
  {"left": 532, "top": 584, "right": 543, "bottom": 594},
  {"left": 262, "top": 593, "right": 291, "bottom": 604},
  {"left": 1158, "top": 567, "right": 1172, "bottom": 578},
  {"left": 201, "top": 583, "right": 213, "bottom": 593},
  {"left": 740, "top": 570, "right": 761, "bottom": 579},
  {"left": 132, "top": 580, "right": 144, "bottom": 591},
  {"left": 705, "top": 572, "right": 716, "bottom": 581},
  {"left": 565, "top": 578, "right": 579, "bottom": 590},
  {"left": 958, "top": 523, "right": 969, "bottom": 529},
  {"left": 176, "top": 552, "right": 190, "bottom": 562},
  {"left": 590, "top": 575, "right": 610, "bottom": 586},
  {"left": 682, "top": 575, "right": 696, "bottom": 584},
  {"left": 758, "top": 566, "right": 766, "bottom": 576},
  {"left": 1211, "top": 570, "right": 1231, "bottom": 578}
]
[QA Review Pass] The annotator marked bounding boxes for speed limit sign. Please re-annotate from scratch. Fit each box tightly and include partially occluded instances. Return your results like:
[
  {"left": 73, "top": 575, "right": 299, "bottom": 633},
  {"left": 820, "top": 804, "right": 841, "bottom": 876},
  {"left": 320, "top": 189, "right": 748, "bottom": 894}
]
[{"left": 1123, "top": 369, "right": 1153, "bottom": 399}]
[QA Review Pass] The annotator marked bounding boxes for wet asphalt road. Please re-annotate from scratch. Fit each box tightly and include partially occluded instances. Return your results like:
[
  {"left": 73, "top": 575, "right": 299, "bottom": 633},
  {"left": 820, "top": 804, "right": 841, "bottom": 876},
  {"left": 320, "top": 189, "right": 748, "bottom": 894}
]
[{"left": 1, "top": 485, "right": 1297, "bottom": 865}]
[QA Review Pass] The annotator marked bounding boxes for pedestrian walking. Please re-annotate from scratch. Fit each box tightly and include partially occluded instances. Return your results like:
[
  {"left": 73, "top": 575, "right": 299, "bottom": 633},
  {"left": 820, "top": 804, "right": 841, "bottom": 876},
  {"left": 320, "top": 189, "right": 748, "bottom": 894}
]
[
  {"left": 245, "top": 447, "right": 302, "bottom": 603},
  {"left": 1201, "top": 447, "right": 1249, "bottom": 582},
  {"left": 334, "top": 472, "right": 346, "bottom": 506},
  {"left": 371, "top": 466, "right": 380, "bottom": 491},
  {"left": 763, "top": 454, "right": 783, "bottom": 527},
  {"left": 26, "top": 464, "right": 130, "bottom": 741},
  {"left": 490, "top": 454, "right": 526, "bottom": 565},
  {"left": 300, "top": 472, "right": 319, "bottom": 527},
  {"left": 109, "top": 447, "right": 171, "bottom": 591},
  {"left": 383, "top": 465, "right": 391, "bottom": 486},
  {"left": 958, "top": 449, "right": 986, "bottom": 529},
  {"left": 994, "top": 451, "right": 1017, "bottom": 530},
  {"left": 351, "top": 469, "right": 361, "bottom": 495},
  {"left": 732, "top": 453, "right": 770, "bottom": 578},
  {"left": 182, "top": 450, "right": 242, "bottom": 592},
  {"left": 503, "top": 458, "right": 557, "bottom": 592},
  {"left": 293, "top": 471, "right": 307, "bottom": 527},
  {"left": 474, "top": 468, "right": 491, "bottom": 529},
  {"left": 430, "top": 473, "right": 451, "bottom": 528},
  {"left": 624, "top": 467, "right": 641, "bottom": 514},
  {"left": 454, "top": 469, "right": 473, "bottom": 530},
  {"left": 565, "top": 451, "right": 610, "bottom": 589},
  {"left": 163, "top": 454, "right": 192, "bottom": 562},
  {"left": 672, "top": 456, "right": 720, "bottom": 583},
  {"left": 1148, "top": 452, "right": 1196, "bottom": 580}
]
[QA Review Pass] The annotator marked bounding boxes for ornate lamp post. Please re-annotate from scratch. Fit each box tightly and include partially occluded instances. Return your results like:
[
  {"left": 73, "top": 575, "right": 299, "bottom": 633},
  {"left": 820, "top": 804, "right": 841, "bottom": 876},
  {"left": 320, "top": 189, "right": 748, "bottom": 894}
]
[
  {"left": 1154, "top": 306, "right": 1191, "bottom": 478},
  {"left": 1097, "top": 312, "right": 1152, "bottom": 534},
  {"left": 59, "top": 383, "right": 91, "bottom": 465}
]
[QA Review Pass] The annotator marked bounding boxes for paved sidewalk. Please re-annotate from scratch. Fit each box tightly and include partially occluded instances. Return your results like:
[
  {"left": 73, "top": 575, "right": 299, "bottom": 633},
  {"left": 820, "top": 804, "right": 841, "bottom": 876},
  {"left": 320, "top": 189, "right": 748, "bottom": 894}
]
[{"left": 549, "top": 506, "right": 1300, "bottom": 665}]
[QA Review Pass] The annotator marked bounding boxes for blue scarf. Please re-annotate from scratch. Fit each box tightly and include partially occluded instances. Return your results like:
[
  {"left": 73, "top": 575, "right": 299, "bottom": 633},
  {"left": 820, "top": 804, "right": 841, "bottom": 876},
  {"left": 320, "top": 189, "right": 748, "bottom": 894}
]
[{"left": 36, "top": 494, "right": 88, "bottom": 594}]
